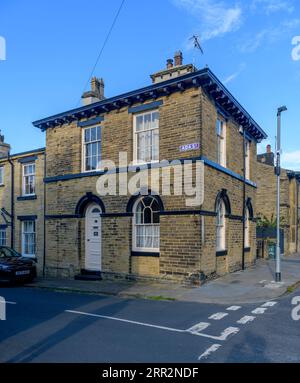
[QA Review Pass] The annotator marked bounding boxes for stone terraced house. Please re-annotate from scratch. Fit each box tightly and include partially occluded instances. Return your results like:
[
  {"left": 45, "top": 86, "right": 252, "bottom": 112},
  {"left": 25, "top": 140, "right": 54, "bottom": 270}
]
[
  {"left": 0, "top": 52, "right": 268, "bottom": 283},
  {"left": 257, "top": 145, "right": 300, "bottom": 255}
]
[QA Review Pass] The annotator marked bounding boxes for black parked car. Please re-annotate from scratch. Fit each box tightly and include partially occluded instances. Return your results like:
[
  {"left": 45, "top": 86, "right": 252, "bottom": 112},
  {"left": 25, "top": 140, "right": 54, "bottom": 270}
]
[{"left": 0, "top": 246, "right": 37, "bottom": 284}]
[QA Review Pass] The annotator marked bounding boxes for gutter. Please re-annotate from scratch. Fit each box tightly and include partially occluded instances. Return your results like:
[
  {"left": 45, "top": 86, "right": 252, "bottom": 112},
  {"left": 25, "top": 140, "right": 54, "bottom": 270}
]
[{"left": 7, "top": 153, "right": 15, "bottom": 249}]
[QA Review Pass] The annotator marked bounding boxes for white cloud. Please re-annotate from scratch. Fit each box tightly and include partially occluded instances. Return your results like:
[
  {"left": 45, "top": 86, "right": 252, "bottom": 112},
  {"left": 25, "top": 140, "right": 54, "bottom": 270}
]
[
  {"left": 223, "top": 63, "right": 246, "bottom": 85},
  {"left": 251, "top": 0, "right": 295, "bottom": 14},
  {"left": 223, "top": 72, "right": 239, "bottom": 85},
  {"left": 239, "top": 30, "right": 268, "bottom": 53},
  {"left": 239, "top": 18, "right": 300, "bottom": 53},
  {"left": 282, "top": 150, "right": 300, "bottom": 170},
  {"left": 172, "top": 0, "right": 242, "bottom": 41}
]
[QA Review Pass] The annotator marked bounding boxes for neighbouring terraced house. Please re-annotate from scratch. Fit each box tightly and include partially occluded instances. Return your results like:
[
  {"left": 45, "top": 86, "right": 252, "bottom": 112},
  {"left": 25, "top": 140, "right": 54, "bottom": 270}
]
[
  {"left": 0, "top": 52, "right": 268, "bottom": 283},
  {"left": 257, "top": 145, "right": 300, "bottom": 256}
]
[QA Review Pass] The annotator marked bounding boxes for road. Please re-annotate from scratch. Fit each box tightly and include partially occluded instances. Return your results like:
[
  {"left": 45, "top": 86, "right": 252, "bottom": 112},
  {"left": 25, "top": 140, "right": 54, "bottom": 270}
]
[{"left": 0, "top": 285, "right": 299, "bottom": 363}]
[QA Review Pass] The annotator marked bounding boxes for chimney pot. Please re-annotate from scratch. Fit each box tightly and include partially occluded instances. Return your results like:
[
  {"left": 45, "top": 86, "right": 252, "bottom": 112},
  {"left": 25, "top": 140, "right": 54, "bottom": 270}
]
[
  {"left": 166, "top": 59, "right": 173, "bottom": 69},
  {"left": 174, "top": 50, "right": 183, "bottom": 66},
  {"left": 82, "top": 77, "right": 105, "bottom": 105},
  {"left": 0, "top": 130, "right": 11, "bottom": 158}
]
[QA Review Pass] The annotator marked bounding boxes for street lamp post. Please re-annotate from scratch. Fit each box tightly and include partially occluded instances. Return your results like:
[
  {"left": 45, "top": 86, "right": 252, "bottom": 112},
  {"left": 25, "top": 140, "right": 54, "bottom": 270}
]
[
  {"left": 239, "top": 125, "right": 246, "bottom": 271},
  {"left": 242, "top": 128, "right": 246, "bottom": 271},
  {"left": 276, "top": 106, "right": 287, "bottom": 282}
]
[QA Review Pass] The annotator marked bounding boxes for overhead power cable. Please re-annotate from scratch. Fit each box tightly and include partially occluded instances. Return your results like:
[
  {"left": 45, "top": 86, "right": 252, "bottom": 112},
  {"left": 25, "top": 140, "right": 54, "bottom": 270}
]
[{"left": 76, "top": 0, "right": 126, "bottom": 107}]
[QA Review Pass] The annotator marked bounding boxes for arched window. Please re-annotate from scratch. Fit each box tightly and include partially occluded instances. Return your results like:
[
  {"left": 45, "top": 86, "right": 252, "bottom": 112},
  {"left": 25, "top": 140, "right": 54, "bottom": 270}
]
[
  {"left": 133, "top": 196, "right": 160, "bottom": 251},
  {"left": 216, "top": 199, "right": 226, "bottom": 251},
  {"left": 245, "top": 198, "right": 253, "bottom": 248},
  {"left": 245, "top": 208, "right": 250, "bottom": 248}
]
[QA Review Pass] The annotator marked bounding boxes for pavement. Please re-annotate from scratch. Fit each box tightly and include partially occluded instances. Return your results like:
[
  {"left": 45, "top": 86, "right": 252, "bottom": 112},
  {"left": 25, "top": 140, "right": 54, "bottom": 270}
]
[{"left": 26, "top": 253, "right": 300, "bottom": 305}]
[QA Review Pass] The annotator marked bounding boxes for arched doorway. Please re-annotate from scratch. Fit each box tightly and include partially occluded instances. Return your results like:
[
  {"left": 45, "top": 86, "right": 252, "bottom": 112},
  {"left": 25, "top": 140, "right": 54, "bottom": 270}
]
[{"left": 85, "top": 203, "right": 102, "bottom": 271}]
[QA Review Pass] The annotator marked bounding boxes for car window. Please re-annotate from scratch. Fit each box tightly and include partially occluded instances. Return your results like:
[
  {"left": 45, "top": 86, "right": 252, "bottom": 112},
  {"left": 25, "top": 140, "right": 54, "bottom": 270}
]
[
  {"left": 0, "top": 249, "right": 6, "bottom": 258},
  {"left": 0, "top": 247, "right": 21, "bottom": 258}
]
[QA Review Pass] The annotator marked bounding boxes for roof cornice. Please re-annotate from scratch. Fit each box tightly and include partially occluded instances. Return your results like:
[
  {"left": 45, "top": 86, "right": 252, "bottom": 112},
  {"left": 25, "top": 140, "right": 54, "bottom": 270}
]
[
  {"left": 287, "top": 170, "right": 300, "bottom": 181},
  {"left": 32, "top": 68, "right": 267, "bottom": 141},
  {"left": 0, "top": 147, "right": 46, "bottom": 162}
]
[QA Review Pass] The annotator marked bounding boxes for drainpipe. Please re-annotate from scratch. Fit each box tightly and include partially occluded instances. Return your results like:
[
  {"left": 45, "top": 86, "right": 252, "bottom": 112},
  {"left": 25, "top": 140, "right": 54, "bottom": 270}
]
[
  {"left": 296, "top": 180, "right": 299, "bottom": 253},
  {"left": 7, "top": 152, "right": 14, "bottom": 249},
  {"left": 43, "top": 151, "right": 47, "bottom": 276}
]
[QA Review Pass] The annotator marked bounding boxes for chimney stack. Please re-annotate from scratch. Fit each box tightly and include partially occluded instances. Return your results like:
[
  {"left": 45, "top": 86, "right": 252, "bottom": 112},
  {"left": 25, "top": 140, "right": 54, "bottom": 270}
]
[
  {"left": 257, "top": 144, "right": 274, "bottom": 166},
  {"left": 82, "top": 77, "right": 105, "bottom": 106},
  {"left": 174, "top": 51, "right": 183, "bottom": 66},
  {"left": 150, "top": 50, "right": 194, "bottom": 84},
  {"left": 0, "top": 131, "right": 11, "bottom": 158},
  {"left": 166, "top": 59, "right": 173, "bottom": 69},
  {"left": 91, "top": 77, "right": 105, "bottom": 100}
]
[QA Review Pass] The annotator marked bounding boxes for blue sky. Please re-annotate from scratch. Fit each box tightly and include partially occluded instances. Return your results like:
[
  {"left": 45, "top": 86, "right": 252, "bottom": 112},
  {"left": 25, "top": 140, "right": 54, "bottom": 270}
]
[{"left": 0, "top": 0, "right": 299, "bottom": 169}]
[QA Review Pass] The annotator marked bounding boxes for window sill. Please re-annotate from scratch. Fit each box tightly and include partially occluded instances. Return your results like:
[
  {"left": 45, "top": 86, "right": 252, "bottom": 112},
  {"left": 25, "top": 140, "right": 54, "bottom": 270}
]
[
  {"left": 17, "top": 195, "right": 37, "bottom": 201},
  {"left": 131, "top": 160, "right": 159, "bottom": 167},
  {"left": 216, "top": 249, "right": 228, "bottom": 257},
  {"left": 22, "top": 254, "right": 36, "bottom": 259},
  {"left": 82, "top": 169, "right": 102, "bottom": 174},
  {"left": 131, "top": 251, "right": 160, "bottom": 257}
]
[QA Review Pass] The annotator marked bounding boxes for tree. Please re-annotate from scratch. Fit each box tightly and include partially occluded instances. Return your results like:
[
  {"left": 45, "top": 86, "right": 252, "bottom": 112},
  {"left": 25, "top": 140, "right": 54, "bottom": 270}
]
[{"left": 257, "top": 213, "right": 284, "bottom": 228}]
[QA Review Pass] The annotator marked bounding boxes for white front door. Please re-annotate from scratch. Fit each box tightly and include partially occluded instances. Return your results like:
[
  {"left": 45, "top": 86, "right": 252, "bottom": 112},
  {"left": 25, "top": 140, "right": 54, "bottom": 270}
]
[{"left": 85, "top": 203, "right": 102, "bottom": 271}]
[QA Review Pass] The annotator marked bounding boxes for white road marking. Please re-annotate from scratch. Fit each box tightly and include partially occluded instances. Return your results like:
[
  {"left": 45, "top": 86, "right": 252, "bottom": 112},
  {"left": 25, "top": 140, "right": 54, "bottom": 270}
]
[
  {"left": 65, "top": 310, "right": 186, "bottom": 334},
  {"left": 226, "top": 306, "right": 241, "bottom": 311},
  {"left": 66, "top": 310, "right": 239, "bottom": 341},
  {"left": 187, "top": 322, "right": 210, "bottom": 334},
  {"left": 198, "top": 344, "right": 222, "bottom": 361},
  {"left": 209, "top": 312, "right": 228, "bottom": 320},
  {"left": 237, "top": 316, "right": 256, "bottom": 324},
  {"left": 252, "top": 308, "right": 267, "bottom": 315},
  {"left": 191, "top": 327, "right": 240, "bottom": 341},
  {"left": 261, "top": 301, "right": 277, "bottom": 307}
]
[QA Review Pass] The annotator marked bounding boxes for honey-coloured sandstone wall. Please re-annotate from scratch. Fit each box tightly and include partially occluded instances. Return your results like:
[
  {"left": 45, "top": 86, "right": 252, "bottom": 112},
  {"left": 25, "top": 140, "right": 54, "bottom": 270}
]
[{"left": 43, "top": 85, "right": 258, "bottom": 283}]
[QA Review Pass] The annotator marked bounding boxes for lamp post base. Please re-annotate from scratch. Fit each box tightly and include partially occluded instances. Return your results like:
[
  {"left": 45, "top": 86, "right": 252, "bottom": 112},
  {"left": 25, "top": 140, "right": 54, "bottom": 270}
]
[{"left": 275, "top": 272, "right": 281, "bottom": 282}]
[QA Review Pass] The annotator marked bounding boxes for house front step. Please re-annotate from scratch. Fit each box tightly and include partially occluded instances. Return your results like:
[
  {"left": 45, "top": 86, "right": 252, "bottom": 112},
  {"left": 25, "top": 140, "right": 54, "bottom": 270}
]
[{"left": 75, "top": 269, "right": 102, "bottom": 281}]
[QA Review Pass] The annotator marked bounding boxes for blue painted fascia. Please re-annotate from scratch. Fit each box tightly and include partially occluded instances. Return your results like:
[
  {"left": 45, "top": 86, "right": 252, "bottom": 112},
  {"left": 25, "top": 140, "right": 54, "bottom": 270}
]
[
  {"left": 32, "top": 69, "right": 208, "bottom": 128},
  {"left": 0, "top": 147, "right": 45, "bottom": 162},
  {"left": 206, "top": 70, "right": 267, "bottom": 141},
  {"left": 44, "top": 171, "right": 105, "bottom": 183},
  {"left": 128, "top": 100, "right": 163, "bottom": 114},
  {"left": 12, "top": 148, "right": 45, "bottom": 158},
  {"left": 18, "top": 156, "right": 38, "bottom": 164},
  {"left": 45, "top": 214, "right": 80, "bottom": 220},
  {"left": 78, "top": 116, "right": 104, "bottom": 127},
  {"left": 32, "top": 68, "right": 267, "bottom": 142},
  {"left": 17, "top": 195, "right": 37, "bottom": 201},
  {"left": 44, "top": 156, "right": 257, "bottom": 188},
  {"left": 17, "top": 215, "right": 38, "bottom": 221},
  {"left": 200, "top": 156, "right": 257, "bottom": 188},
  {"left": 0, "top": 224, "right": 8, "bottom": 229},
  {"left": 216, "top": 106, "right": 230, "bottom": 120}
]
